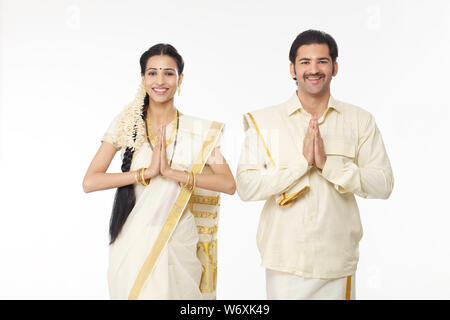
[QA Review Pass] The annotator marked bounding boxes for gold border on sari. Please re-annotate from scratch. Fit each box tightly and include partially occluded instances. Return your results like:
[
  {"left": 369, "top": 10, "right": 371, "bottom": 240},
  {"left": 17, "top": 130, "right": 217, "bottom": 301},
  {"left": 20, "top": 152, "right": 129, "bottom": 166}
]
[
  {"left": 190, "top": 194, "right": 220, "bottom": 206},
  {"left": 128, "top": 121, "right": 224, "bottom": 300},
  {"left": 197, "top": 239, "right": 217, "bottom": 293}
]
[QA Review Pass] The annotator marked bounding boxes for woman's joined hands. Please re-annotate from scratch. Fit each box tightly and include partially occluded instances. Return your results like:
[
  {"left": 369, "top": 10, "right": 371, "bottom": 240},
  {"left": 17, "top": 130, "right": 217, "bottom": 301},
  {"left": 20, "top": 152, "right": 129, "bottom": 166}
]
[
  {"left": 145, "top": 125, "right": 163, "bottom": 179},
  {"left": 159, "top": 125, "right": 172, "bottom": 176}
]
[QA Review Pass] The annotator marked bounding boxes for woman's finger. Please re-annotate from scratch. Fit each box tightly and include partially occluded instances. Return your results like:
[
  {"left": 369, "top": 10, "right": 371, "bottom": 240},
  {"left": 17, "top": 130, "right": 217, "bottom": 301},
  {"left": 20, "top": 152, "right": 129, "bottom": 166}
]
[{"left": 159, "top": 125, "right": 164, "bottom": 150}]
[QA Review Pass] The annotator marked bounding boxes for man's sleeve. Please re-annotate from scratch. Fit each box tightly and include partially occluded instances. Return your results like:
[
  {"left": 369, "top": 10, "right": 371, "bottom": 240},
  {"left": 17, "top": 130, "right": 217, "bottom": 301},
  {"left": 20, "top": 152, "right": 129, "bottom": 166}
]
[
  {"left": 321, "top": 113, "right": 394, "bottom": 199},
  {"left": 236, "top": 115, "right": 310, "bottom": 202}
]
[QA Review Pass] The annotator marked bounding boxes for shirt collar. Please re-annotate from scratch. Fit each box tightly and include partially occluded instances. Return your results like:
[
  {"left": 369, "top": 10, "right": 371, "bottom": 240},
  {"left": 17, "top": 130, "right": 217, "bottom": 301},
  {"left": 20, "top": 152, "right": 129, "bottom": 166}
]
[{"left": 285, "top": 92, "right": 342, "bottom": 116}]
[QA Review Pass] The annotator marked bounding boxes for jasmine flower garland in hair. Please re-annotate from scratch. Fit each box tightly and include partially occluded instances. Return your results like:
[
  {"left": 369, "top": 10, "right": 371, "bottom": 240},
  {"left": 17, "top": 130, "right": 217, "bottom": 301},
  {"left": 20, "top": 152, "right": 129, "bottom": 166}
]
[{"left": 116, "top": 83, "right": 147, "bottom": 151}]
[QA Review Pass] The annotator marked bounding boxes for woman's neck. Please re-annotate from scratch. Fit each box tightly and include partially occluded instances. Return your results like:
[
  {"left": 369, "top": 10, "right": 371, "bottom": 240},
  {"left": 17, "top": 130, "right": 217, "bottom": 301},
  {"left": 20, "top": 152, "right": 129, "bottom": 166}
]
[{"left": 148, "top": 99, "right": 176, "bottom": 125}]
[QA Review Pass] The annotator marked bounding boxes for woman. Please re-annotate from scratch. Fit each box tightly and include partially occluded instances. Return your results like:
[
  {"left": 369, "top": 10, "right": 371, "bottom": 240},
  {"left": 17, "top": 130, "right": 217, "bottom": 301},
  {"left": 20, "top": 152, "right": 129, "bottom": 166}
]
[{"left": 83, "top": 44, "right": 236, "bottom": 300}]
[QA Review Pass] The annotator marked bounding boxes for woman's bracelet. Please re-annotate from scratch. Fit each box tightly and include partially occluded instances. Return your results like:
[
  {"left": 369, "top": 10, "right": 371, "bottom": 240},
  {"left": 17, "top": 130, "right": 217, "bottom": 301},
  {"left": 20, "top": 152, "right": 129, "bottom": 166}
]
[
  {"left": 134, "top": 168, "right": 150, "bottom": 186},
  {"left": 183, "top": 170, "right": 194, "bottom": 191},
  {"left": 140, "top": 168, "right": 150, "bottom": 186},
  {"left": 184, "top": 170, "right": 191, "bottom": 190},
  {"left": 134, "top": 170, "right": 140, "bottom": 185}
]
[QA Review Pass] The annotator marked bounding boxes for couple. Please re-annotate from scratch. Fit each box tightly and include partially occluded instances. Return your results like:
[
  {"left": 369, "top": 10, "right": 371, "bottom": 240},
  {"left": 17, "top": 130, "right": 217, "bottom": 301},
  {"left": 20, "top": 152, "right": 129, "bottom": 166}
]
[{"left": 82, "top": 29, "right": 394, "bottom": 300}]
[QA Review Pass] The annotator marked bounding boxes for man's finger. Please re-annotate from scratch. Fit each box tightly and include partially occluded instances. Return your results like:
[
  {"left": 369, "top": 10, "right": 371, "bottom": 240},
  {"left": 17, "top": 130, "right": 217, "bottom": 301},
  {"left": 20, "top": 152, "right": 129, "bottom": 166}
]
[
  {"left": 306, "top": 119, "right": 314, "bottom": 138},
  {"left": 313, "top": 118, "right": 318, "bottom": 129}
]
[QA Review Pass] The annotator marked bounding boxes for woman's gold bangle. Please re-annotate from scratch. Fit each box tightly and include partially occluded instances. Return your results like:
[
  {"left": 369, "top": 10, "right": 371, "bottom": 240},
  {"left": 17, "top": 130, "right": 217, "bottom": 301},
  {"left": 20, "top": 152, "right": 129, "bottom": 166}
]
[
  {"left": 192, "top": 172, "right": 197, "bottom": 192},
  {"left": 140, "top": 168, "right": 150, "bottom": 186},
  {"left": 190, "top": 171, "right": 194, "bottom": 191},
  {"left": 184, "top": 170, "right": 195, "bottom": 191},
  {"left": 134, "top": 170, "right": 140, "bottom": 185},
  {"left": 184, "top": 170, "right": 191, "bottom": 190}
]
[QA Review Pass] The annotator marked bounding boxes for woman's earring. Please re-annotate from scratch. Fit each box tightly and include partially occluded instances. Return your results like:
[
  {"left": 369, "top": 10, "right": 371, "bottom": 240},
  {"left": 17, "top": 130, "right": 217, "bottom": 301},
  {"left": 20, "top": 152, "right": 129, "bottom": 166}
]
[{"left": 177, "top": 84, "right": 181, "bottom": 96}]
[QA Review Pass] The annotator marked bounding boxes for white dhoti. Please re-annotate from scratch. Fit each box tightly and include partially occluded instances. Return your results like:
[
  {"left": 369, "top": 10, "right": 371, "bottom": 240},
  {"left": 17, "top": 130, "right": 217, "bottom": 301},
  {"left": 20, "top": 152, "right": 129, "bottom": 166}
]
[{"left": 266, "top": 269, "right": 356, "bottom": 300}]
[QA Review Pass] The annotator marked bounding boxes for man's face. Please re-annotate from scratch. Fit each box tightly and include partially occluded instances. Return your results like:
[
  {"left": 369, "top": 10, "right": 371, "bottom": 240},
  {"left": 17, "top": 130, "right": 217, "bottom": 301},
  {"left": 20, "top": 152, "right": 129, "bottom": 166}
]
[{"left": 290, "top": 43, "right": 338, "bottom": 96}]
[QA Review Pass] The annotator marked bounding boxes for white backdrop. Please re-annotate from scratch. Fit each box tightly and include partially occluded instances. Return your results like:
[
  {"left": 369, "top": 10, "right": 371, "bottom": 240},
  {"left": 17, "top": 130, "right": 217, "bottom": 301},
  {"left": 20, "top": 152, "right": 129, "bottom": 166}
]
[{"left": 1, "top": 0, "right": 449, "bottom": 299}]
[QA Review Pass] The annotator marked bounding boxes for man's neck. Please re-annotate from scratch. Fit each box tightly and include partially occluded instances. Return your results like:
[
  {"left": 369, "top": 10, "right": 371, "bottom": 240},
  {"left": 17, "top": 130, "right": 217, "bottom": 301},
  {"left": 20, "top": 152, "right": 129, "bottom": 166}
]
[{"left": 297, "top": 89, "right": 331, "bottom": 118}]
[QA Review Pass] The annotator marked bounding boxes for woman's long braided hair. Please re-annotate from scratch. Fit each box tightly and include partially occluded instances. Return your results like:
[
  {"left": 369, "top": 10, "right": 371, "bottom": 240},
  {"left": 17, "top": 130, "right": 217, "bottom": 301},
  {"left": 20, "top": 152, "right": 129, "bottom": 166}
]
[{"left": 109, "top": 43, "right": 184, "bottom": 245}]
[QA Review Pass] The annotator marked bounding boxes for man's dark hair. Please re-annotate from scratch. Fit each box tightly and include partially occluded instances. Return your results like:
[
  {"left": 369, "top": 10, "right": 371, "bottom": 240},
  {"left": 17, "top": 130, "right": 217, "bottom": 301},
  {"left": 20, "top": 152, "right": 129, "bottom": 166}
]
[{"left": 289, "top": 29, "right": 338, "bottom": 64}]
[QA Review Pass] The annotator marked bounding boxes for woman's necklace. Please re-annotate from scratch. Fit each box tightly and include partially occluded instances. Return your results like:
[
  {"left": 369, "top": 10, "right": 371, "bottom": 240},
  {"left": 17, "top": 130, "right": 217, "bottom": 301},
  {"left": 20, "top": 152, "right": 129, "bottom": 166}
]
[
  {"left": 145, "top": 108, "right": 179, "bottom": 167},
  {"left": 147, "top": 107, "right": 178, "bottom": 147}
]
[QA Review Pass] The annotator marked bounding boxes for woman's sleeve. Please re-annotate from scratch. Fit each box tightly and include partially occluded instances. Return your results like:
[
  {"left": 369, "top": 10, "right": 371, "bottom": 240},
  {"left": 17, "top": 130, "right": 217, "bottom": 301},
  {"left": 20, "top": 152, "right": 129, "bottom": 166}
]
[{"left": 101, "top": 113, "right": 122, "bottom": 150}]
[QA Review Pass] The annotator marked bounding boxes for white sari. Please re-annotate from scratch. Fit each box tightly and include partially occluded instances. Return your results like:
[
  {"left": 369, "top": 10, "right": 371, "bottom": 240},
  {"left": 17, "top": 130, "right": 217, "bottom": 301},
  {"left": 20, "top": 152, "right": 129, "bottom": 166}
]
[{"left": 103, "top": 114, "right": 223, "bottom": 300}]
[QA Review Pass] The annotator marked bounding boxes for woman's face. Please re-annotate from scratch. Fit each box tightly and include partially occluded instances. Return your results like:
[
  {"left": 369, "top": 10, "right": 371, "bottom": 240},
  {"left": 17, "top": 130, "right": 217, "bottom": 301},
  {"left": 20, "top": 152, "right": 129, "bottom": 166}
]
[{"left": 142, "top": 54, "right": 183, "bottom": 104}]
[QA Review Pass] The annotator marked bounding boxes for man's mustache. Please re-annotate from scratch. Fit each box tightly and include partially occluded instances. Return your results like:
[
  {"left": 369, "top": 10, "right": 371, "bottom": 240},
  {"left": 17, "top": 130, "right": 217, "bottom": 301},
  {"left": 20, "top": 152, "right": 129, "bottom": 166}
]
[{"left": 303, "top": 73, "right": 325, "bottom": 80}]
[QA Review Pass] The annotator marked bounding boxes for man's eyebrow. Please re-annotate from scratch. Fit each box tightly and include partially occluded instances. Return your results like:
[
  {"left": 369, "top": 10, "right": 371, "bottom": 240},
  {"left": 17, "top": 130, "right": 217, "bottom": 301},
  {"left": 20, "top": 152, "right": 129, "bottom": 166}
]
[{"left": 298, "top": 57, "right": 330, "bottom": 61}]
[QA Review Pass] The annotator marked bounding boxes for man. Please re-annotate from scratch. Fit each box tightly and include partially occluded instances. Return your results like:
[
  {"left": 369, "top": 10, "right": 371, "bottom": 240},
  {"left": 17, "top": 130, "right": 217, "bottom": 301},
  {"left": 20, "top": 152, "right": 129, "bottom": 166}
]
[{"left": 236, "top": 30, "right": 393, "bottom": 300}]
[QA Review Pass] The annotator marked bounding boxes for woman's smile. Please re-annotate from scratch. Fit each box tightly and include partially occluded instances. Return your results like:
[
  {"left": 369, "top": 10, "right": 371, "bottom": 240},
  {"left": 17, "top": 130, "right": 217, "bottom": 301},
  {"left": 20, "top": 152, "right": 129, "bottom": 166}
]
[{"left": 152, "top": 86, "right": 169, "bottom": 95}]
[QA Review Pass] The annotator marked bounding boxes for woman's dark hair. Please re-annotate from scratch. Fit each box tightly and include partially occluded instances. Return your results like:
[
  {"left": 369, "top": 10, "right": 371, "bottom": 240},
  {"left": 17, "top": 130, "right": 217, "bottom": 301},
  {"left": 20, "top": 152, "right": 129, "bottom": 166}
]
[
  {"left": 109, "top": 43, "right": 184, "bottom": 245},
  {"left": 289, "top": 29, "right": 338, "bottom": 64},
  {"left": 140, "top": 44, "right": 184, "bottom": 106}
]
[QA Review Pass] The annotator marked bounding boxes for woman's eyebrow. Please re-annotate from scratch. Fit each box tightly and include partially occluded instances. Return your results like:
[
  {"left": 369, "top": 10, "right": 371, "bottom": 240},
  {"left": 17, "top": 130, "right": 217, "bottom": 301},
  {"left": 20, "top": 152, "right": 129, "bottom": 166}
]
[{"left": 145, "top": 67, "right": 177, "bottom": 72}]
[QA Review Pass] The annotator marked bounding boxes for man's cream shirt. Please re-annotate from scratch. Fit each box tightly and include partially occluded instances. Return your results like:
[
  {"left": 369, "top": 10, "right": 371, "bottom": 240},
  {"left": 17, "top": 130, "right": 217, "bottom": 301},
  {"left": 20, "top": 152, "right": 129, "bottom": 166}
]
[{"left": 236, "top": 92, "right": 394, "bottom": 279}]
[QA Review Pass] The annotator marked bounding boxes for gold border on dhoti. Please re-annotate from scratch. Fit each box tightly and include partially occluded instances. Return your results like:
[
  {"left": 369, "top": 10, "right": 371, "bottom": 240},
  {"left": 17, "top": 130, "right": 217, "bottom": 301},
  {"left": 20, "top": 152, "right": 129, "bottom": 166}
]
[
  {"left": 345, "top": 275, "right": 352, "bottom": 300},
  {"left": 128, "top": 121, "right": 224, "bottom": 300}
]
